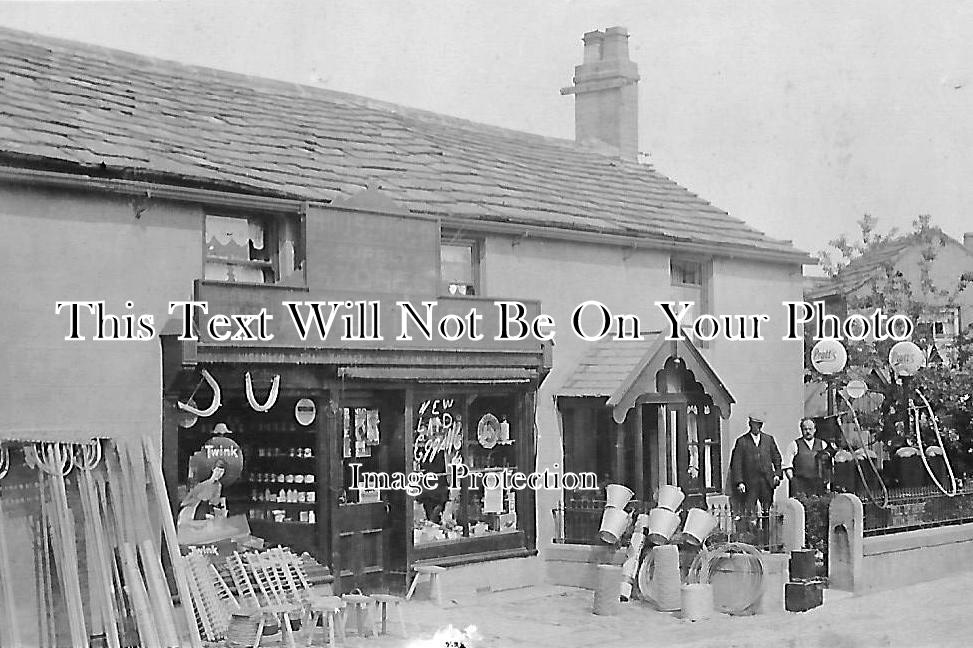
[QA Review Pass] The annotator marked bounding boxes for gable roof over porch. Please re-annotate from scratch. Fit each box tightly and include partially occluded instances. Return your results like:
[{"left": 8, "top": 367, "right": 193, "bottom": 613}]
[{"left": 559, "top": 333, "right": 734, "bottom": 423}]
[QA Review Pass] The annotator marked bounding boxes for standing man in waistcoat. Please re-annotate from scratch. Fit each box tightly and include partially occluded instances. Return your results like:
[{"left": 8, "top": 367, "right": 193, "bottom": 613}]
[
  {"left": 782, "top": 418, "right": 829, "bottom": 497},
  {"left": 729, "top": 412, "right": 782, "bottom": 516}
]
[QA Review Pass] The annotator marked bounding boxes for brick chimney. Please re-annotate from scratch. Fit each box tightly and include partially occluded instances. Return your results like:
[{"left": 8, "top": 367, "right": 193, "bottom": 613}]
[
  {"left": 561, "top": 27, "right": 640, "bottom": 161},
  {"left": 965, "top": 232, "right": 973, "bottom": 252}
]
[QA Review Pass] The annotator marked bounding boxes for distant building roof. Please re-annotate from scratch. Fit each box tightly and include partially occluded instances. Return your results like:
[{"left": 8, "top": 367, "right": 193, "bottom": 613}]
[
  {"left": 806, "top": 228, "right": 973, "bottom": 299},
  {"left": 0, "top": 27, "right": 809, "bottom": 262}
]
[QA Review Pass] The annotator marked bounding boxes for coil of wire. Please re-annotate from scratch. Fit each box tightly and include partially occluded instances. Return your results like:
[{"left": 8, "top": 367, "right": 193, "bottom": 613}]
[
  {"left": 226, "top": 609, "right": 283, "bottom": 648},
  {"left": 687, "top": 542, "right": 765, "bottom": 615}
]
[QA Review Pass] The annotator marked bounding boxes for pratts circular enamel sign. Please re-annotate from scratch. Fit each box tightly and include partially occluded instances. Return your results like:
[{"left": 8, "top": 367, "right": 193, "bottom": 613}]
[
  {"left": 295, "top": 398, "right": 316, "bottom": 426},
  {"left": 889, "top": 341, "right": 924, "bottom": 377},
  {"left": 811, "top": 339, "right": 847, "bottom": 375}
]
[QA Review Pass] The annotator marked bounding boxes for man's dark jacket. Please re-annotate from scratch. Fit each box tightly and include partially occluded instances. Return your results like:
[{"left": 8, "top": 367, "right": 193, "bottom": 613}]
[{"left": 730, "top": 432, "right": 782, "bottom": 489}]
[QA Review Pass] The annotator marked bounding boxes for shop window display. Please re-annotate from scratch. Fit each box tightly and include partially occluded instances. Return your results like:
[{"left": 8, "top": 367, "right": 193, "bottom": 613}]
[
  {"left": 176, "top": 395, "right": 319, "bottom": 554},
  {"left": 412, "top": 393, "right": 519, "bottom": 545}
]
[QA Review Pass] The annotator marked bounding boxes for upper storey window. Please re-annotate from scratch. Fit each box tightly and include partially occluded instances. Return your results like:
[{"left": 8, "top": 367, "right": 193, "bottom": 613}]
[
  {"left": 441, "top": 239, "right": 479, "bottom": 296},
  {"left": 205, "top": 213, "right": 303, "bottom": 284}
]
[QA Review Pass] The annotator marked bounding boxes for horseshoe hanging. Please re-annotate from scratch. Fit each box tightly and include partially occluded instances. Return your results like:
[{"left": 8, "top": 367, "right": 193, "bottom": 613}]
[
  {"left": 178, "top": 368, "right": 222, "bottom": 417},
  {"left": 245, "top": 372, "right": 280, "bottom": 412}
]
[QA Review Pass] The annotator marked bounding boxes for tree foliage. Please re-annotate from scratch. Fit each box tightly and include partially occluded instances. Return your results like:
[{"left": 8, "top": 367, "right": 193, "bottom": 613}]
[{"left": 812, "top": 216, "right": 973, "bottom": 472}]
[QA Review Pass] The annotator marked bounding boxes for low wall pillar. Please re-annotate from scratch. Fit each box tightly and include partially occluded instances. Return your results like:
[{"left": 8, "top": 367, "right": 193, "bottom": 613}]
[
  {"left": 828, "top": 493, "right": 864, "bottom": 593},
  {"left": 780, "top": 497, "right": 805, "bottom": 552}
]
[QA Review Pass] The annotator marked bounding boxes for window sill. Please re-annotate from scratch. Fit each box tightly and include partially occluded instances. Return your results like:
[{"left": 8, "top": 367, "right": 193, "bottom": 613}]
[
  {"left": 412, "top": 529, "right": 527, "bottom": 563},
  {"left": 200, "top": 279, "right": 309, "bottom": 292}
]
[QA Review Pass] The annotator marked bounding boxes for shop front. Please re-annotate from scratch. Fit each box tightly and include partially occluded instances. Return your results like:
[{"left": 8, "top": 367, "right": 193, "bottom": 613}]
[{"left": 162, "top": 281, "right": 548, "bottom": 594}]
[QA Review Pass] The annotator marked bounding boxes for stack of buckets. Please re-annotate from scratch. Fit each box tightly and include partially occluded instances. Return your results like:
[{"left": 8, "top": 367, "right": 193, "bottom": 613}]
[
  {"left": 598, "top": 484, "right": 722, "bottom": 620},
  {"left": 594, "top": 484, "right": 635, "bottom": 616},
  {"left": 598, "top": 484, "right": 636, "bottom": 544}
]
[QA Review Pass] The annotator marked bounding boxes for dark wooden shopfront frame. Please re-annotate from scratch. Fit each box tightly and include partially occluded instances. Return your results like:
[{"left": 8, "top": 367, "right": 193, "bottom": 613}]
[{"left": 162, "top": 317, "right": 546, "bottom": 593}]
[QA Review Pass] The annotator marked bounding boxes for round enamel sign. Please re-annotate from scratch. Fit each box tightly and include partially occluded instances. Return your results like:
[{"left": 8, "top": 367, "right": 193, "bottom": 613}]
[
  {"left": 295, "top": 398, "right": 316, "bottom": 426},
  {"left": 811, "top": 339, "right": 847, "bottom": 375},
  {"left": 845, "top": 379, "right": 867, "bottom": 399},
  {"left": 889, "top": 341, "right": 924, "bottom": 377}
]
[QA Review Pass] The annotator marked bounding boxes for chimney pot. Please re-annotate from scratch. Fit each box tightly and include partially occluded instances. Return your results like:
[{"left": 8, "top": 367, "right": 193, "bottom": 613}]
[
  {"left": 964, "top": 232, "right": 973, "bottom": 251},
  {"left": 582, "top": 30, "right": 604, "bottom": 63},
  {"left": 602, "top": 26, "right": 630, "bottom": 61}
]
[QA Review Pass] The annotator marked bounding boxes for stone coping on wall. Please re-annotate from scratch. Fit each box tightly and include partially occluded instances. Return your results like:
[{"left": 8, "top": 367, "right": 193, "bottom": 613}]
[{"left": 863, "top": 522, "right": 973, "bottom": 556}]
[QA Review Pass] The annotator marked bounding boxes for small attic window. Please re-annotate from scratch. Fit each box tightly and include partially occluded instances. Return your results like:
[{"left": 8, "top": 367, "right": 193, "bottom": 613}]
[{"left": 671, "top": 259, "right": 702, "bottom": 286}]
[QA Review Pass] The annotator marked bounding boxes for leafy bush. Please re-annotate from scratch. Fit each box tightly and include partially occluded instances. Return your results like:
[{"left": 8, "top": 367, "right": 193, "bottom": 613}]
[{"left": 797, "top": 493, "right": 833, "bottom": 572}]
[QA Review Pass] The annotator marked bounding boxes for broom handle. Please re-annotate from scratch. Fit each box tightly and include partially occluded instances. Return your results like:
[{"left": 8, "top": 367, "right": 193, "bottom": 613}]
[
  {"left": 31, "top": 516, "right": 48, "bottom": 648},
  {"left": 49, "top": 458, "right": 90, "bottom": 648},
  {"left": 141, "top": 436, "right": 204, "bottom": 648},
  {"left": 38, "top": 489, "right": 56, "bottom": 647},
  {"left": 0, "top": 498, "right": 21, "bottom": 648},
  {"left": 121, "top": 441, "right": 180, "bottom": 648},
  {"left": 120, "top": 543, "right": 161, "bottom": 648},
  {"left": 140, "top": 538, "right": 181, "bottom": 647},
  {"left": 95, "top": 472, "right": 131, "bottom": 620},
  {"left": 79, "top": 467, "right": 122, "bottom": 648}
]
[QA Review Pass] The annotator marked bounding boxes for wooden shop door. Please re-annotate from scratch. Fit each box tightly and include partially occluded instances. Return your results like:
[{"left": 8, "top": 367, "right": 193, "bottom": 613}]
[
  {"left": 335, "top": 501, "right": 388, "bottom": 593},
  {"left": 329, "top": 390, "right": 406, "bottom": 593}
]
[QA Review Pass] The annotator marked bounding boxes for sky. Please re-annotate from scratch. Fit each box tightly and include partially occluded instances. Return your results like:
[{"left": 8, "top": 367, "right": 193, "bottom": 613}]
[{"left": 2, "top": 0, "right": 972, "bottom": 264}]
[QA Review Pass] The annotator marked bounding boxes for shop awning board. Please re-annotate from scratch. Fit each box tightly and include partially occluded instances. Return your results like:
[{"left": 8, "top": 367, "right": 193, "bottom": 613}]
[
  {"left": 559, "top": 333, "right": 734, "bottom": 423},
  {"left": 337, "top": 367, "right": 537, "bottom": 382}
]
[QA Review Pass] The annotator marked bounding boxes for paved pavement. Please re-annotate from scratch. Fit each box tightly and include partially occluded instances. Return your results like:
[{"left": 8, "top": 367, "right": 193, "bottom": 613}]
[{"left": 344, "top": 570, "right": 973, "bottom": 648}]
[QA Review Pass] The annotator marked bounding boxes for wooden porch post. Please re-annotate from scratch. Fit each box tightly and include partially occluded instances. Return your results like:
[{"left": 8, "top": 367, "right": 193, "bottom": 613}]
[
  {"left": 614, "top": 420, "right": 625, "bottom": 487},
  {"left": 633, "top": 405, "right": 644, "bottom": 503}
]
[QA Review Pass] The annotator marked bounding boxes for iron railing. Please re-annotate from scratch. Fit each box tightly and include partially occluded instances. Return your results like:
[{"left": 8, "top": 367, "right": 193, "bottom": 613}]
[
  {"left": 552, "top": 498, "right": 648, "bottom": 545},
  {"left": 862, "top": 483, "right": 973, "bottom": 536},
  {"left": 552, "top": 497, "right": 785, "bottom": 553}
]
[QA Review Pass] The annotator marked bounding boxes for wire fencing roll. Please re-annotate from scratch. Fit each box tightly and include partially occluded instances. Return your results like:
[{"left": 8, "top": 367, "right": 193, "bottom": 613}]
[{"left": 687, "top": 542, "right": 765, "bottom": 615}]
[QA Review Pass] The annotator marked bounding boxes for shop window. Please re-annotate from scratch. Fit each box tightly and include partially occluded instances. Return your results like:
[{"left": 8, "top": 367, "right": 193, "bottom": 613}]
[
  {"left": 412, "top": 393, "right": 519, "bottom": 545},
  {"left": 441, "top": 239, "right": 479, "bottom": 296},
  {"left": 204, "top": 212, "right": 304, "bottom": 285}
]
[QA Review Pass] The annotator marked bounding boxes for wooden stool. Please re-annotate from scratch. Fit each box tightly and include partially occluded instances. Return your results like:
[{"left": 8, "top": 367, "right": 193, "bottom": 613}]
[
  {"left": 371, "top": 594, "right": 408, "bottom": 637},
  {"left": 302, "top": 595, "right": 345, "bottom": 647},
  {"left": 406, "top": 564, "right": 446, "bottom": 605},
  {"left": 253, "top": 603, "right": 302, "bottom": 648},
  {"left": 340, "top": 593, "right": 377, "bottom": 638}
]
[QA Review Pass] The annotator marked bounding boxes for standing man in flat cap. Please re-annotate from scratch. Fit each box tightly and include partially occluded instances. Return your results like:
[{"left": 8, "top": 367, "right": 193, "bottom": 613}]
[{"left": 729, "top": 412, "right": 782, "bottom": 517}]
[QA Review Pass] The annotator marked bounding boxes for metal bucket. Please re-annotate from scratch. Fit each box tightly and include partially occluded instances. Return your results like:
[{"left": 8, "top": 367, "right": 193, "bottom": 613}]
[
  {"left": 645, "top": 507, "right": 680, "bottom": 545},
  {"left": 657, "top": 485, "right": 685, "bottom": 512},
  {"left": 599, "top": 507, "right": 632, "bottom": 544},
  {"left": 682, "top": 508, "right": 718, "bottom": 546},
  {"left": 605, "top": 484, "right": 635, "bottom": 510}
]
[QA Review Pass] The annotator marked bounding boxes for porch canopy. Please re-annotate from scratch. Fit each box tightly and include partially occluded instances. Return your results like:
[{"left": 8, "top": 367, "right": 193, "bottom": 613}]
[{"left": 559, "top": 333, "right": 734, "bottom": 424}]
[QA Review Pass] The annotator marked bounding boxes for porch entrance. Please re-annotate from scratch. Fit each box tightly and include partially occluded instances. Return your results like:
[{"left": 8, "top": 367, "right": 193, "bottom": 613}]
[{"left": 558, "top": 337, "right": 734, "bottom": 541}]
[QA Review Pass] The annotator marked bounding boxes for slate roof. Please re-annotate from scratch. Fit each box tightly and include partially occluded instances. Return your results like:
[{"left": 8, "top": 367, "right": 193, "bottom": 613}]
[
  {"left": 0, "top": 27, "right": 807, "bottom": 260},
  {"left": 559, "top": 339, "right": 654, "bottom": 397}
]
